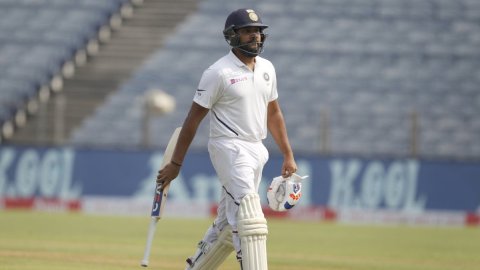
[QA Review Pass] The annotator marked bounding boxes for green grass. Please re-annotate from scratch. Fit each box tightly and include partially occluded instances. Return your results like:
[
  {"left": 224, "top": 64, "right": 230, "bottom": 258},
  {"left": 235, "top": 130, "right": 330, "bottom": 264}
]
[{"left": 1, "top": 210, "right": 479, "bottom": 270}]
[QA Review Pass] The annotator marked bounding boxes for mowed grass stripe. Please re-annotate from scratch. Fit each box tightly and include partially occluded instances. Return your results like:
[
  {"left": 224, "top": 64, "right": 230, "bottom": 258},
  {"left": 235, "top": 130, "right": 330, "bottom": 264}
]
[{"left": 1, "top": 211, "right": 479, "bottom": 270}]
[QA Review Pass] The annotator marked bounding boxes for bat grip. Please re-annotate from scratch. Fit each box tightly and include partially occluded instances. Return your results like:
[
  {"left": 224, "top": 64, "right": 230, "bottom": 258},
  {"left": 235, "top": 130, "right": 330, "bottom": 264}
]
[{"left": 156, "top": 183, "right": 163, "bottom": 193}]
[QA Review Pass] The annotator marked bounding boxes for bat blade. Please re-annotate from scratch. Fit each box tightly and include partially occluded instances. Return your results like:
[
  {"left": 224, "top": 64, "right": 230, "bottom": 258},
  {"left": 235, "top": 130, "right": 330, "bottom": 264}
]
[
  {"left": 141, "top": 127, "right": 182, "bottom": 267},
  {"left": 149, "top": 126, "right": 181, "bottom": 218}
]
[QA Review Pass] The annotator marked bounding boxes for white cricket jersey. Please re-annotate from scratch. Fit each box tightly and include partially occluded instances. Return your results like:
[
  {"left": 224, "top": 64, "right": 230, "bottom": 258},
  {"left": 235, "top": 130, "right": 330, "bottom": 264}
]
[{"left": 193, "top": 50, "right": 278, "bottom": 141}]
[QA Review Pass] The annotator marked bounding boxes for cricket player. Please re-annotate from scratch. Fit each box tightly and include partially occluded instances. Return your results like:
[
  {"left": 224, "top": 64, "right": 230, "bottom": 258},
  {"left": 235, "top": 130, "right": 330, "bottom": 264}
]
[{"left": 157, "top": 8, "right": 297, "bottom": 270}]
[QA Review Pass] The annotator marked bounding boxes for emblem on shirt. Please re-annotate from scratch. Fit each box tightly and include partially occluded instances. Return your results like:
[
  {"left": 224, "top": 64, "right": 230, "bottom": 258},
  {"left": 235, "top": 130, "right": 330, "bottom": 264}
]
[
  {"left": 263, "top": 72, "right": 270, "bottom": 81},
  {"left": 196, "top": 89, "right": 206, "bottom": 96}
]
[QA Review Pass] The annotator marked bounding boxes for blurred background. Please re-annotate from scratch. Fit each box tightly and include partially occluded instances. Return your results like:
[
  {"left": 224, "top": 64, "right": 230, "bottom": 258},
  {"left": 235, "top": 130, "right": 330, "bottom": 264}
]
[{"left": 0, "top": 0, "right": 479, "bottom": 226}]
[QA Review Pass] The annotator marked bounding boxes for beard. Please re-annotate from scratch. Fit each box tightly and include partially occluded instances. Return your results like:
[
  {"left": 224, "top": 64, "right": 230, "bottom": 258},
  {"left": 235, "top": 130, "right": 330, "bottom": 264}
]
[{"left": 237, "top": 42, "right": 262, "bottom": 57}]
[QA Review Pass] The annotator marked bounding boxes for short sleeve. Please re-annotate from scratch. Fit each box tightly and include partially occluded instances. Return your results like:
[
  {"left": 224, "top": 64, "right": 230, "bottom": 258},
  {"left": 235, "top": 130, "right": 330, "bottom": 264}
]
[
  {"left": 269, "top": 66, "right": 278, "bottom": 102},
  {"left": 193, "top": 68, "right": 223, "bottom": 109}
]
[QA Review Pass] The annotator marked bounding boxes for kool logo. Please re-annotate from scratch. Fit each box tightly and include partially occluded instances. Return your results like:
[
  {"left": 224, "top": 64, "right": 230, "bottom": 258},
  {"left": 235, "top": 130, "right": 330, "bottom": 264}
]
[
  {"left": 327, "top": 159, "right": 426, "bottom": 213},
  {"left": 0, "top": 148, "right": 80, "bottom": 199}
]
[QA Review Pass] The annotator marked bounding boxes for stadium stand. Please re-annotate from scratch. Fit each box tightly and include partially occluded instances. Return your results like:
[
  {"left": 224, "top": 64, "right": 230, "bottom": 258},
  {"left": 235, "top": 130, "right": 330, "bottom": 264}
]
[
  {"left": 2, "top": 0, "right": 197, "bottom": 145},
  {"left": 3, "top": 0, "right": 480, "bottom": 160},
  {"left": 0, "top": 0, "right": 135, "bottom": 142}
]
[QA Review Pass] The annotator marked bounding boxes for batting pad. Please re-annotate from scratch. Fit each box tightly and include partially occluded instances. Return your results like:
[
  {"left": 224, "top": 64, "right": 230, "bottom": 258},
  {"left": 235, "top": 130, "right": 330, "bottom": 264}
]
[
  {"left": 186, "top": 226, "right": 234, "bottom": 270},
  {"left": 237, "top": 193, "right": 269, "bottom": 270}
]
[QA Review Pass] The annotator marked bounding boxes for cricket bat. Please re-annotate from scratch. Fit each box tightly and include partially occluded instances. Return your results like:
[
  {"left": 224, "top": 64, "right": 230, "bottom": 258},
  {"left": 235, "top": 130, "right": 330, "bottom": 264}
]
[{"left": 141, "top": 127, "right": 182, "bottom": 267}]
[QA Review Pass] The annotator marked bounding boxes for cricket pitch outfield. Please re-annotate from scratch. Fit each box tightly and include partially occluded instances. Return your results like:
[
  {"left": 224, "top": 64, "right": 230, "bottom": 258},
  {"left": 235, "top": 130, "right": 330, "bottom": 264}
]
[{"left": 1, "top": 210, "right": 479, "bottom": 270}]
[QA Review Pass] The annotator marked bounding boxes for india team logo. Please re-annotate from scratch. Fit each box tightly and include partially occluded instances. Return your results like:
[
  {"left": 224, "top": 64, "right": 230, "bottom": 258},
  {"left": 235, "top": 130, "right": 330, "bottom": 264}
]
[
  {"left": 263, "top": 72, "right": 270, "bottom": 81},
  {"left": 247, "top": 9, "right": 258, "bottom": 21}
]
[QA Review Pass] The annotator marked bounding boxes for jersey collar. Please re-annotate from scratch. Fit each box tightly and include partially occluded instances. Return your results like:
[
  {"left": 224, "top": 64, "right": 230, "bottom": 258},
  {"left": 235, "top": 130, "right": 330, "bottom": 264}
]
[{"left": 228, "top": 50, "right": 252, "bottom": 68}]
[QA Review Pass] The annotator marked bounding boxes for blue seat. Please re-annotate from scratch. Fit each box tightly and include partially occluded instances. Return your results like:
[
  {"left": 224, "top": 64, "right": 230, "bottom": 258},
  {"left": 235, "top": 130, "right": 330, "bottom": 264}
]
[
  {"left": 0, "top": 1, "right": 129, "bottom": 142},
  {"left": 67, "top": 0, "right": 480, "bottom": 159},
  {"left": 0, "top": 77, "right": 39, "bottom": 103}
]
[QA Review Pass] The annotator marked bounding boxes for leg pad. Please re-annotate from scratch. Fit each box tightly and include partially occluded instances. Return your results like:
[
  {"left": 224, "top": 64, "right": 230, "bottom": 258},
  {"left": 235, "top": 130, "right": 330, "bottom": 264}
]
[
  {"left": 185, "top": 226, "right": 234, "bottom": 270},
  {"left": 237, "top": 193, "right": 268, "bottom": 270}
]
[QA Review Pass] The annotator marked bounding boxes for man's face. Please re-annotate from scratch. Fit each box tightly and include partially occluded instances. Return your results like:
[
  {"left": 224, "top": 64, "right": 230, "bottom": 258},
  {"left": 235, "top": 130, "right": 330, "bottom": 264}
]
[{"left": 237, "top": 26, "right": 262, "bottom": 50}]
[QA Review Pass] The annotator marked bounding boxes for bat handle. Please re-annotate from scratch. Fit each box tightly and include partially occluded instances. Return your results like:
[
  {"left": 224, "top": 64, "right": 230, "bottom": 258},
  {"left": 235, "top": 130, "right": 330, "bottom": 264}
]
[
  {"left": 155, "top": 182, "right": 163, "bottom": 193},
  {"left": 141, "top": 217, "right": 159, "bottom": 267}
]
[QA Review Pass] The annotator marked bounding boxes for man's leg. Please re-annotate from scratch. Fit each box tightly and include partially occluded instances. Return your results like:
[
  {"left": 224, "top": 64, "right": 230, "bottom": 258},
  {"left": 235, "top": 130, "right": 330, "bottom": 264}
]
[
  {"left": 221, "top": 140, "right": 269, "bottom": 269},
  {"left": 236, "top": 193, "right": 268, "bottom": 270},
  {"left": 185, "top": 190, "right": 235, "bottom": 270},
  {"left": 205, "top": 138, "right": 269, "bottom": 269},
  {"left": 184, "top": 224, "right": 234, "bottom": 270}
]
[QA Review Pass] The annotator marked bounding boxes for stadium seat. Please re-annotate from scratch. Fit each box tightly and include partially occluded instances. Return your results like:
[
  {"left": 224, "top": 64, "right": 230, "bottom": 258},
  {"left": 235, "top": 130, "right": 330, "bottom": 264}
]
[
  {"left": 67, "top": 0, "right": 480, "bottom": 160},
  {"left": 0, "top": 0, "right": 130, "bottom": 142}
]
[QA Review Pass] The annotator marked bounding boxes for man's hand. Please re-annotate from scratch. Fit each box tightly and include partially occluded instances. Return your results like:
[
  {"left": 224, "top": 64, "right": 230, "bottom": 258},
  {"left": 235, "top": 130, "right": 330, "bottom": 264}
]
[
  {"left": 156, "top": 162, "right": 181, "bottom": 191},
  {"left": 281, "top": 155, "right": 297, "bottom": 178}
]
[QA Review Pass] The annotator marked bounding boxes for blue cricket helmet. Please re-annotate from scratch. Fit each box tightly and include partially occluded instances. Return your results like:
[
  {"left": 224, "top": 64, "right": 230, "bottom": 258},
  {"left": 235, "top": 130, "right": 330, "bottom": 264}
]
[
  {"left": 224, "top": 8, "right": 269, "bottom": 31},
  {"left": 223, "top": 9, "right": 269, "bottom": 57}
]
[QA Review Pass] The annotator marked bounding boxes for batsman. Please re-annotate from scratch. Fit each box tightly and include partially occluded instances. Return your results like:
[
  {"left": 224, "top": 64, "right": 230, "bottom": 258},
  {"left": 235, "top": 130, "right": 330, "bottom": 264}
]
[{"left": 156, "top": 8, "right": 297, "bottom": 270}]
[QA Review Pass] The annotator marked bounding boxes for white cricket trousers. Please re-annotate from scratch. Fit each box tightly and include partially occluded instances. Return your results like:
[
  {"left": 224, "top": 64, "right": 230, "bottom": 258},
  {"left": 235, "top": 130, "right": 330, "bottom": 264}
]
[{"left": 202, "top": 137, "right": 269, "bottom": 254}]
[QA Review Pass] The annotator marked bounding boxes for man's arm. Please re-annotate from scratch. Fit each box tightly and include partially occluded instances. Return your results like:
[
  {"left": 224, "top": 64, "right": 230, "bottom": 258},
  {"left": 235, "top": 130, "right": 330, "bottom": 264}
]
[
  {"left": 157, "top": 102, "right": 209, "bottom": 189},
  {"left": 267, "top": 99, "right": 297, "bottom": 177}
]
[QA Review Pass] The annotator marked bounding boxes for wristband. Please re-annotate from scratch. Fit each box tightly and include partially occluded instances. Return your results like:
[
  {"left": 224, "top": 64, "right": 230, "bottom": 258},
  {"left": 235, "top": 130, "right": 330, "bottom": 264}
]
[{"left": 171, "top": 160, "right": 182, "bottom": 167}]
